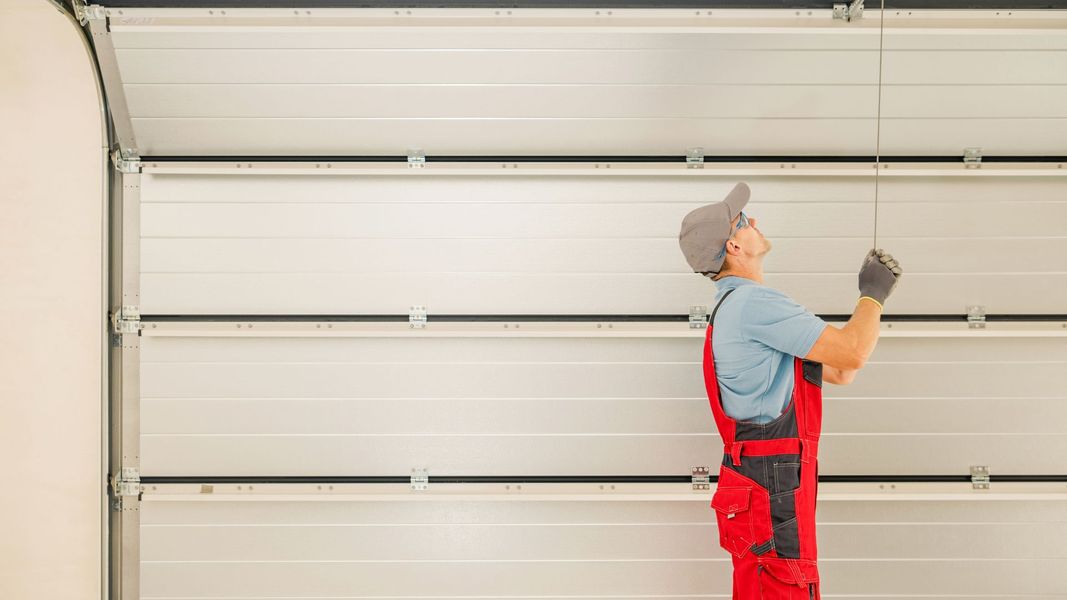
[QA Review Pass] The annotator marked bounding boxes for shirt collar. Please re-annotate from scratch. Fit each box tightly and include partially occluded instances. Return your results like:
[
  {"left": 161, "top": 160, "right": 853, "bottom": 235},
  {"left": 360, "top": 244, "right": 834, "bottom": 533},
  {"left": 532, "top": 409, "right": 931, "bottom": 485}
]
[{"left": 714, "top": 275, "right": 759, "bottom": 297}]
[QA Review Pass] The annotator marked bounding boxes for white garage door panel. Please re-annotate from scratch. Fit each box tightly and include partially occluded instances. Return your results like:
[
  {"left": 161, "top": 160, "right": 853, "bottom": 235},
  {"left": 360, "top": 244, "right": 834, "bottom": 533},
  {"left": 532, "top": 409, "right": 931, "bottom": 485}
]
[
  {"left": 138, "top": 169, "right": 1067, "bottom": 315},
  {"left": 145, "top": 398, "right": 710, "bottom": 435},
  {"left": 142, "top": 236, "right": 1067, "bottom": 274},
  {"left": 140, "top": 436, "right": 711, "bottom": 477},
  {"left": 138, "top": 333, "right": 1066, "bottom": 476},
  {"left": 139, "top": 560, "right": 1063, "bottom": 597},
  {"left": 115, "top": 49, "right": 875, "bottom": 85},
  {"left": 106, "top": 11, "right": 1067, "bottom": 156},
  {"left": 142, "top": 522, "right": 1067, "bottom": 562},
  {"left": 140, "top": 172, "right": 875, "bottom": 205},
  {"left": 140, "top": 497, "right": 1067, "bottom": 525},
  {"left": 141, "top": 272, "right": 1067, "bottom": 315},
  {"left": 143, "top": 523, "right": 716, "bottom": 561},
  {"left": 144, "top": 396, "right": 1067, "bottom": 436},
  {"left": 109, "top": 28, "right": 882, "bottom": 52},
  {"left": 881, "top": 85, "right": 1067, "bottom": 118},
  {"left": 139, "top": 201, "right": 868, "bottom": 239},
  {"left": 883, "top": 51, "right": 1067, "bottom": 85},
  {"left": 131, "top": 118, "right": 878, "bottom": 157},
  {"left": 139, "top": 434, "right": 1067, "bottom": 476},
  {"left": 141, "top": 561, "right": 722, "bottom": 597},
  {"left": 878, "top": 119, "right": 1067, "bottom": 155},
  {"left": 125, "top": 84, "right": 877, "bottom": 119},
  {"left": 138, "top": 497, "right": 1067, "bottom": 598},
  {"left": 144, "top": 237, "right": 876, "bottom": 274}
]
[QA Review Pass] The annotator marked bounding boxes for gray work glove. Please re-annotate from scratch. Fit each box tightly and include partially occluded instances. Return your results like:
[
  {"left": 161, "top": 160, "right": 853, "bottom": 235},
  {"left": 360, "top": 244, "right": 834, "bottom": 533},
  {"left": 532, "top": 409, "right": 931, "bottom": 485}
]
[{"left": 858, "top": 249, "right": 903, "bottom": 307}]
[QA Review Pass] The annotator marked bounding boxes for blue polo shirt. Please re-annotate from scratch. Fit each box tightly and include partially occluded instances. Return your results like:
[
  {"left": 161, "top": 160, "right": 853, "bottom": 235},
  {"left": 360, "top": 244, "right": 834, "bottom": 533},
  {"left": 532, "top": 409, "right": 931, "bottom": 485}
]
[{"left": 710, "top": 276, "right": 829, "bottom": 424}]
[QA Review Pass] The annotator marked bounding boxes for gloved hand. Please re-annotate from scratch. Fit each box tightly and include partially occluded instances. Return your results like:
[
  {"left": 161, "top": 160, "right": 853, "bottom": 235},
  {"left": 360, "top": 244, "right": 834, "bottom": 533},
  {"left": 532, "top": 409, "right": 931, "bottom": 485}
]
[{"left": 858, "top": 249, "right": 902, "bottom": 308}]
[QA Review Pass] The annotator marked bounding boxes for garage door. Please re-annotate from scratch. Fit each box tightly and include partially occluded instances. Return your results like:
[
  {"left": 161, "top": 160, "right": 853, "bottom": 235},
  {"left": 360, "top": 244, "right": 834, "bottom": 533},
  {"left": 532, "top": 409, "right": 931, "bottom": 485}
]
[{"left": 93, "top": 4, "right": 1067, "bottom": 600}]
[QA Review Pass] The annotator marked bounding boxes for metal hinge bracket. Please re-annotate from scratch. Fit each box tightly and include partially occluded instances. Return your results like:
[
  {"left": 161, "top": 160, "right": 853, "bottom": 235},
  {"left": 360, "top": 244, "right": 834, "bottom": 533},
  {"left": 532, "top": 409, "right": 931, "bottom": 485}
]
[
  {"left": 407, "top": 149, "right": 426, "bottom": 169},
  {"left": 410, "top": 468, "right": 429, "bottom": 491},
  {"left": 964, "top": 147, "right": 983, "bottom": 168},
  {"left": 970, "top": 465, "right": 990, "bottom": 490},
  {"left": 112, "top": 305, "right": 142, "bottom": 334},
  {"left": 111, "top": 467, "right": 142, "bottom": 497},
  {"left": 111, "top": 148, "right": 142, "bottom": 174},
  {"left": 833, "top": 0, "right": 864, "bottom": 21},
  {"left": 75, "top": 3, "right": 106, "bottom": 25},
  {"left": 409, "top": 306, "right": 427, "bottom": 329},
  {"left": 689, "top": 305, "right": 709, "bottom": 329},
  {"left": 692, "top": 466, "right": 711, "bottom": 491},
  {"left": 686, "top": 147, "right": 705, "bottom": 169},
  {"left": 967, "top": 305, "right": 987, "bottom": 329}
]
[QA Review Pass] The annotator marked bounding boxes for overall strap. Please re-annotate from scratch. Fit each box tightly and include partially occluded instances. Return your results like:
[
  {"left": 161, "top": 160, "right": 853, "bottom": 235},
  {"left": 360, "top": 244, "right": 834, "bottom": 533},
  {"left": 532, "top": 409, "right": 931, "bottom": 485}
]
[{"left": 709, "top": 287, "right": 738, "bottom": 326}]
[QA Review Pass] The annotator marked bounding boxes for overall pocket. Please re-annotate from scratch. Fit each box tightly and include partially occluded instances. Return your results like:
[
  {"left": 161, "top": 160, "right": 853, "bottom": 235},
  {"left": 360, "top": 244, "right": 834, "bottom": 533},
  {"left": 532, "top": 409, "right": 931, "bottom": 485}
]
[
  {"left": 757, "top": 558, "right": 820, "bottom": 599},
  {"left": 711, "top": 485, "right": 755, "bottom": 557}
]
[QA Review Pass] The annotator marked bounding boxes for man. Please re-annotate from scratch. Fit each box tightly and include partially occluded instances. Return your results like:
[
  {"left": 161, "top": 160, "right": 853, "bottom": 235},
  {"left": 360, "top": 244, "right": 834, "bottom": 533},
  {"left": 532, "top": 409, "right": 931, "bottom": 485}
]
[{"left": 678, "top": 182, "right": 902, "bottom": 599}]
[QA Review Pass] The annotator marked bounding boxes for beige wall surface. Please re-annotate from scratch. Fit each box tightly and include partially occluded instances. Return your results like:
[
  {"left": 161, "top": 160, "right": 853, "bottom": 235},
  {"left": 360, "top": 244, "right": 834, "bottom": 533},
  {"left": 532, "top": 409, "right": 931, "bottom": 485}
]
[{"left": 0, "top": 0, "right": 105, "bottom": 598}]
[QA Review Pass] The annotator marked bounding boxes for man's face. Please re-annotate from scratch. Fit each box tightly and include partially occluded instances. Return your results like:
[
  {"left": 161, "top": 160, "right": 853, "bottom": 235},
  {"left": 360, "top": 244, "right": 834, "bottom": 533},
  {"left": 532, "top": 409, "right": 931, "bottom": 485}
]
[{"left": 729, "top": 212, "right": 772, "bottom": 257}]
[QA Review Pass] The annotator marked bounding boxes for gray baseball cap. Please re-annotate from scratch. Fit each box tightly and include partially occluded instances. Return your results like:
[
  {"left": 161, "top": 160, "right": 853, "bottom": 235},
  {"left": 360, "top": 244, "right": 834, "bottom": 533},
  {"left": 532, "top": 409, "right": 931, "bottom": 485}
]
[{"left": 678, "top": 182, "right": 751, "bottom": 274}]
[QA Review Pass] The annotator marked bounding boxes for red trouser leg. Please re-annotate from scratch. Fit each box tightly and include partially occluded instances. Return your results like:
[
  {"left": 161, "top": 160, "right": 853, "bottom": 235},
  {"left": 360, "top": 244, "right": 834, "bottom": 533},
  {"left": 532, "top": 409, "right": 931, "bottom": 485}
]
[{"left": 732, "top": 554, "right": 820, "bottom": 600}]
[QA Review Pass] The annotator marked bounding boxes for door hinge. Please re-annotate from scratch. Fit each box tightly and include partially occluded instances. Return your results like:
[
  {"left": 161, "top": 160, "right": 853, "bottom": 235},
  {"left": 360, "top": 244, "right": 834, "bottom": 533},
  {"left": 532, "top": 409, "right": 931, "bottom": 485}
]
[
  {"left": 970, "top": 465, "right": 990, "bottom": 490},
  {"left": 963, "top": 147, "right": 983, "bottom": 168},
  {"left": 407, "top": 149, "right": 426, "bottom": 169},
  {"left": 686, "top": 147, "right": 705, "bottom": 169},
  {"left": 111, "top": 467, "right": 142, "bottom": 497},
  {"left": 689, "top": 305, "right": 709, "bottom": 329},
  {"left": 967, "top": 305, "right": 987, "bottom": 329},
  {"left": 112, "top": 305, "right": 142, "bottom": 335},
  {"left": 692, "top": 466, "right": 711, "bottom": 491},
  {"left": 409, "top": 305, "right": 428, "bottom": 329},
  {"left": 111, "top": 148, "right": 141, "bottom": 174},
  {"left": 833, "top": 0, "right": 863, "bottom": 21},
  {"left": 75, "top": 3, "right": 106, "bottom": 25},
  {"left": 410, "top": 468, "right": 429, "bottom": 491}
]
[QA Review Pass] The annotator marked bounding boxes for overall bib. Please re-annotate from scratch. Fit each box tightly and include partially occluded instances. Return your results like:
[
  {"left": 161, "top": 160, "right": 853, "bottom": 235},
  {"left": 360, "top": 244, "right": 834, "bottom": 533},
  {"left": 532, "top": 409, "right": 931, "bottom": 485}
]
[{"left": 703, "top": 289, "right": 823, "bottom": 599}]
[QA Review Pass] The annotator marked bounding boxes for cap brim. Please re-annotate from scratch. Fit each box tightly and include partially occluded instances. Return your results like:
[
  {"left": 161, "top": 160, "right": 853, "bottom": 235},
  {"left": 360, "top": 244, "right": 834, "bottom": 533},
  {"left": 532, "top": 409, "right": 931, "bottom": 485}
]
[{"left": 722, "top": 182, "right": 750, "bottom": 220}]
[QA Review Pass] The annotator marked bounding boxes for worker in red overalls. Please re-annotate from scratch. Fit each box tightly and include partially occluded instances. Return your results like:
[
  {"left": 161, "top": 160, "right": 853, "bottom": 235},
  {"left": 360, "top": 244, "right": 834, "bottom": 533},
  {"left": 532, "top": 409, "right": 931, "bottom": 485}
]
[{"left": 678, "top": 182, "right": 903, "bottom": 598}]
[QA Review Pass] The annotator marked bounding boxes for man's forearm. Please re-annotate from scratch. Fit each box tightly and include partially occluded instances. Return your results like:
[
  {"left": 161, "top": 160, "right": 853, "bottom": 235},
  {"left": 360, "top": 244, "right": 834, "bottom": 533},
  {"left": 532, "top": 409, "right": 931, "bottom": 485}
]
[{"left": 842, "top": 297, "right": 882, "bottom": 364}]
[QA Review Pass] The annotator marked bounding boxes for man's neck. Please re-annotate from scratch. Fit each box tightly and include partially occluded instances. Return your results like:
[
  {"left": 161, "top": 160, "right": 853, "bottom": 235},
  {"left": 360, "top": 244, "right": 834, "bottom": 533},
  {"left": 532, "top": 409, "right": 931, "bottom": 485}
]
[{"left": 721, "top": 269, "right": 764, "bottom": 284}]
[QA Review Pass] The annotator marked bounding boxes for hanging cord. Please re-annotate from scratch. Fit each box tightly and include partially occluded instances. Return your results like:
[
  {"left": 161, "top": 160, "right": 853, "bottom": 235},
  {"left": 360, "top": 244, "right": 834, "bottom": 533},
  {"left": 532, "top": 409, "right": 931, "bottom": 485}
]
[{"left": 873, "top": 0, "right": 886, "bottom": 249}]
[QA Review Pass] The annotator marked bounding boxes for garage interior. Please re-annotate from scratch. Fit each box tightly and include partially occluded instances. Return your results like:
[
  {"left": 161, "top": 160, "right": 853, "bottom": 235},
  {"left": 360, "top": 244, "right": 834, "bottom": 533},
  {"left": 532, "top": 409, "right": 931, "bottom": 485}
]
[{"left": 56, "top": 0, "right": 1067, "bottom": 597}]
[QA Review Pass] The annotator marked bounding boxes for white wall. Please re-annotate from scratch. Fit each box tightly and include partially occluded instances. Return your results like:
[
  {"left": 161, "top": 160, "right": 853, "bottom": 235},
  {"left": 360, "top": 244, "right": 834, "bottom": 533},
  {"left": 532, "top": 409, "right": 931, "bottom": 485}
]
[{"left": 0, "top": 0, "right": 105, "bottom": 598}]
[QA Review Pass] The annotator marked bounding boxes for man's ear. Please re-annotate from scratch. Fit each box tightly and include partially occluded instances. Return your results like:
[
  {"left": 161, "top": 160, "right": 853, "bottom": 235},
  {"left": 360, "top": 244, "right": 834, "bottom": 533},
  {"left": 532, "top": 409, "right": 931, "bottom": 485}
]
[{"left": 725, "top": 239, "right": 740, "bottom": 256}]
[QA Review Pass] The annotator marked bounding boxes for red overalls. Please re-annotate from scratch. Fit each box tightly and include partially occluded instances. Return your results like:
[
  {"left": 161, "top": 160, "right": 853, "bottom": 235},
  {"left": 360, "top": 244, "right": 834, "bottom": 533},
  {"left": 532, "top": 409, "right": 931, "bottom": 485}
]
[{"left": 703, "top": 289, "right": 823, "bottom": 599}]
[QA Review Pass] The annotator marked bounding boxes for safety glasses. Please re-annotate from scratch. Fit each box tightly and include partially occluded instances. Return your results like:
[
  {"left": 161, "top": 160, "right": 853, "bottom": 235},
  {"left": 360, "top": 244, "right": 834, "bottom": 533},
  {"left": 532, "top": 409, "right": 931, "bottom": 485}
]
[{"left": 735, "top": 211, "right": 750, "bottom": 232}]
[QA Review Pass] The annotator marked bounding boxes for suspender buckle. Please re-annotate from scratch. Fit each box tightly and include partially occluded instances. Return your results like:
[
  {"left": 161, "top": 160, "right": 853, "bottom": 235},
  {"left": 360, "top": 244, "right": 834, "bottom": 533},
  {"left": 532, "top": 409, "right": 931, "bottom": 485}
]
[{"left": 729, "top": 442, "right": 744, "bottom": 466}]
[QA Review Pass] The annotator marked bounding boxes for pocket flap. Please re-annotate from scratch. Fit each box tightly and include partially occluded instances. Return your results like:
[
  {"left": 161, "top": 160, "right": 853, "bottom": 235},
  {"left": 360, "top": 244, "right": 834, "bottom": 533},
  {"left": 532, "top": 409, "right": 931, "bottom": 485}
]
[
  {"left": 760, "top": 558, "right": 819, "bottom": 585},
  {"left": 710, "top": 486, "right": 751, "bottom": 514}
]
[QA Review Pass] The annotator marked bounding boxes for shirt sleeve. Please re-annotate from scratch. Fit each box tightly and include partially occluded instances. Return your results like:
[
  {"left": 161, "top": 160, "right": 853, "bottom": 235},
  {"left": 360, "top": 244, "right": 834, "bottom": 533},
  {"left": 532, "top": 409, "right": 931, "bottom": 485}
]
[{"left": 740, "top": 287, "right": 828, "bottom": 358}]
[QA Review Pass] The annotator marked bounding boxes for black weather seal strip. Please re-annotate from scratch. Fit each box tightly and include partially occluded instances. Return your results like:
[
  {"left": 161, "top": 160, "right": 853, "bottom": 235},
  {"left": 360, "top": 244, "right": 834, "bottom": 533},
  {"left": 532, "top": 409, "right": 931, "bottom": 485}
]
[
  {"left": 96, "top": 0, "right": 1067, "bottom": 10},
  {"left": 141, "top": 313, "right": 1067, "bottom": 323},
  {"left": 139, "top": 474, "right": 1067, "bottom": 485},
  {"left": 141, "top": 154, "right": 1067, "bottom": 164}
]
